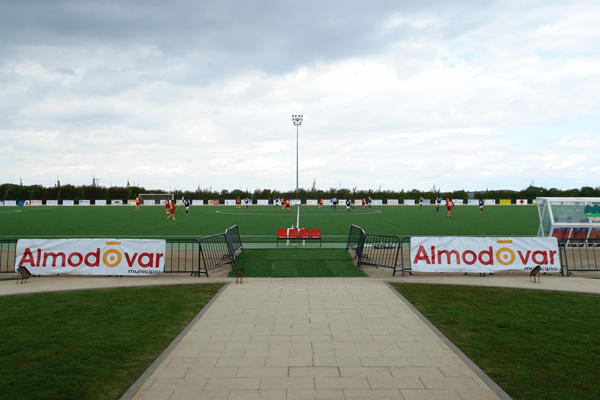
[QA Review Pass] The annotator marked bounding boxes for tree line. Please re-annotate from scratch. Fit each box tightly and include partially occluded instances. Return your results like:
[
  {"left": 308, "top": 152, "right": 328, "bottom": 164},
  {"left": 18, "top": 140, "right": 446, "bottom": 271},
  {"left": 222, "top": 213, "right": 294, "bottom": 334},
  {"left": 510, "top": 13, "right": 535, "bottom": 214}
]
[{"left": 1, "top": 182, "right": 599, "bottom": 203}]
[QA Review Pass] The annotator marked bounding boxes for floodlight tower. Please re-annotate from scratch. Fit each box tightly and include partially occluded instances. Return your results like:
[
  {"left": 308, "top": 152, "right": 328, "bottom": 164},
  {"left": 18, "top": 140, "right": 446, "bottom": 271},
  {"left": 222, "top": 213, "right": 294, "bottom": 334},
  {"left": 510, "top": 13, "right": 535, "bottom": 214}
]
[{"left": 292, "top": 114, "right": 303, "bottom": 228}]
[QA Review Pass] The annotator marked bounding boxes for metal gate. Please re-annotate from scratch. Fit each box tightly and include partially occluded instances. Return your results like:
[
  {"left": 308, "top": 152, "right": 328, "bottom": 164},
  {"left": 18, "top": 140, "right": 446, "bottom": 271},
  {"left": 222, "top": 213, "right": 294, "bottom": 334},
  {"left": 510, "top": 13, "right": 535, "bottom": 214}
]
[
  {"left": 196, "top": 225, "right": 243, "bottom": 277},
  {"left": 346, "top": 224, "right": 366, "bottom": 252},
  {"left": 559, "top": 238, "right": 600, "bottom": 276},
  {"left": 0, "top": 240, "right": 17, "bottom": 274},
  {"left": 346, "top": 226, "right": 409, "bottom": 276},
  {"left": 356, "top": 234, "right": 406, "bottom": 276}
]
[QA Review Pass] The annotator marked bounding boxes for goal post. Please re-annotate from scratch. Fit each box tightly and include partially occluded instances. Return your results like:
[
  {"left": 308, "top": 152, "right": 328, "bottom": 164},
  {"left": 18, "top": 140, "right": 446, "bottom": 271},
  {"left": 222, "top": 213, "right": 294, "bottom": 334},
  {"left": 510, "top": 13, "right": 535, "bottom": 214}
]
[{"left": 139, "top": 193, "right": 174, "bottom": 205}]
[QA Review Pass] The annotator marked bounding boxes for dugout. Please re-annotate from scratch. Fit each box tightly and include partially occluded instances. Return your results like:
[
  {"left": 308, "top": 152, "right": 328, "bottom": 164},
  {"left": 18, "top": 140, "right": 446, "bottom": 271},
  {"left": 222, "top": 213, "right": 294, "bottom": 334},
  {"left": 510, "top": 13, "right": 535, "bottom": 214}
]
[{"left": 537, "top": 197, "right": 600, "bottom": 240}]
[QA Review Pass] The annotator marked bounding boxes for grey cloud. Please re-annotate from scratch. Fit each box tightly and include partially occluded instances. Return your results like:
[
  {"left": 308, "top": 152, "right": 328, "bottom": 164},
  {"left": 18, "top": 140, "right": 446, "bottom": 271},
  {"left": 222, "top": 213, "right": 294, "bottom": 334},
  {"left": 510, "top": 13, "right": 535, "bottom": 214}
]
[{"left": 1, "top": 0, "right": 485, "bottom": 76}]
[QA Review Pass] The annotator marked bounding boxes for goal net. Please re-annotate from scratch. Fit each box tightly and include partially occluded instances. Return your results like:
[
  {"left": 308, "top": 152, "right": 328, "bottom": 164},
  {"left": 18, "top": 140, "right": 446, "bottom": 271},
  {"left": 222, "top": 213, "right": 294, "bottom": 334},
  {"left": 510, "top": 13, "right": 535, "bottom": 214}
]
[{"left": 139, "top": 193, "right": 174, "bottom": 205}]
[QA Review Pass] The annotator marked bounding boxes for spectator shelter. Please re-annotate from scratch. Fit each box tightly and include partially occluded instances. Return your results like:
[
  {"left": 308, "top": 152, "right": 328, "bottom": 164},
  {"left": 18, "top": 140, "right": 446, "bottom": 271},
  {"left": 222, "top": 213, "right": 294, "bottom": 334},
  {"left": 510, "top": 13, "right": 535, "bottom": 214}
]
[{"left": 537, "top": 197, "right": 600, "bottom": 240}]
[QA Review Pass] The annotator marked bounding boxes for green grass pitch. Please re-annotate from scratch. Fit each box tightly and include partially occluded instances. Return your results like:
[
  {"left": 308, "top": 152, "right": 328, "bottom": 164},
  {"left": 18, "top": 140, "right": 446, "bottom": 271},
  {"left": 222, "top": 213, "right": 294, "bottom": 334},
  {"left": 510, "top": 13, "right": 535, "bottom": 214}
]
[{"left": 0, "top": 204, "right": 539, "bottom": 241}]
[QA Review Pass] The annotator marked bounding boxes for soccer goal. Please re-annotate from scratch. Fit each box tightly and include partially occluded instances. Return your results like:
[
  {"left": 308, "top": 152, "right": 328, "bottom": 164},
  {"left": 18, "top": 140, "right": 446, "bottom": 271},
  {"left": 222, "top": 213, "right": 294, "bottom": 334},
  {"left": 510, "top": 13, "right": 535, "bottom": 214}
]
[{"left": 139, "top": 193, "right": 174, "bottom": 205}]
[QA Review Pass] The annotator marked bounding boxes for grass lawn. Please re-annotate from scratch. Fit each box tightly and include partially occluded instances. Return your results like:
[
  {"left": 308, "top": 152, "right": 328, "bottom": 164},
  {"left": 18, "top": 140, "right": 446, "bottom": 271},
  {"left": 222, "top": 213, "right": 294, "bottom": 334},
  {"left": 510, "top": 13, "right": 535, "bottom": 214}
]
[
  {"left": 391, "top": 283, "right": 600, "bottom": 400},
  {"left": 228, "top": 248, "right": 367, "bottom": 277},
  {"left": 0, "top": 284, "right": 225, "bottom": 400}
]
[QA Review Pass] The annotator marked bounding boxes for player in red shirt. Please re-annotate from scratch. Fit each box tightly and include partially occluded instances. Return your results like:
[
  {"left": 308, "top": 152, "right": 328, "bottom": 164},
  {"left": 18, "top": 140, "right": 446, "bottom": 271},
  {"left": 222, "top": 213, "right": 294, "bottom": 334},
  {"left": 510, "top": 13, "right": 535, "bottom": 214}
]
[
  {"left": 285, "top": 198, "right": 290, "bottom": 213},
  {"left": 165, "top": 198, "right": 170, "bottom": 214},
  {"left": 446, "top": 198, "right": 454, "bottom": 218},
  {"left": 167, "top": 201, "right": 176, "bottom": 220},
  {"left": 362, "top": 197, "right": 366, "bottom": 208},
  {"left": 135, "top": 195, "right": 140, "bottom": 211}
]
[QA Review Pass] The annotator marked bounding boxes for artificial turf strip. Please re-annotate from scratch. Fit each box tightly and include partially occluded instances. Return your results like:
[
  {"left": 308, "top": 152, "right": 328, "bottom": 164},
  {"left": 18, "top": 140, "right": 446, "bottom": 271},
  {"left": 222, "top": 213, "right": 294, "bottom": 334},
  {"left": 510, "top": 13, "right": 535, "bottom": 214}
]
[
  {"left": 0, "top": 204, "right": 540, "bottom": 242},
  {"left": 229, "top": 248, "right": 367, "bottom": 277},
  {"left": 390, "top": 283, "right": 600, "bottom": 400},
  {"left": 0, "top": 284, "right": 225, "bottom": 400}
]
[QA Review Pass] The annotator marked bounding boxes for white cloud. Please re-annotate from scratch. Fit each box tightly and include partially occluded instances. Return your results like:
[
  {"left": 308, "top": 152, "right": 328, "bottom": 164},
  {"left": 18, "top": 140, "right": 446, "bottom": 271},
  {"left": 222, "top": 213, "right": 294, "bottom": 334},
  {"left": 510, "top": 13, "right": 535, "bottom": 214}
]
[{"left": 1, "top": 0, "right": 599, "bottom": 192}]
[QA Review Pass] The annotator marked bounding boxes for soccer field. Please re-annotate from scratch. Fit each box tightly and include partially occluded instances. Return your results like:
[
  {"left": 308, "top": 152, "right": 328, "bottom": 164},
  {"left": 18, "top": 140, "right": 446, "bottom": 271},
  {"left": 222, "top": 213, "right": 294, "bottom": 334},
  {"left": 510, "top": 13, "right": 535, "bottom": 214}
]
[{"left": 0, "top": 204, "right": 539, "bottom": 242}]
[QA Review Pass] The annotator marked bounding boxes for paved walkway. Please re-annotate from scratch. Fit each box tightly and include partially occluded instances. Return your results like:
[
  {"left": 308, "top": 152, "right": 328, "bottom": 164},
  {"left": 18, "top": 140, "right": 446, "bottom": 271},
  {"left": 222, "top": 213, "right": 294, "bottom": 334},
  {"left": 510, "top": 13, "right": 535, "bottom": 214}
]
[
  {"left": 4, "top": 274, "right": 600, "bottom": 400},
  {"left": 127, "top": 278, "right": 506, "bottom": 400}
]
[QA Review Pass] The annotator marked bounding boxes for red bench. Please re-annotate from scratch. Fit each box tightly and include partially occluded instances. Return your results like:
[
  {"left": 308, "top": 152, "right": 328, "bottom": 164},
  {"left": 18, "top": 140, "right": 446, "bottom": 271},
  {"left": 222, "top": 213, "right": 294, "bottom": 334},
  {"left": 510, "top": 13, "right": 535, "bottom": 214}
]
[
  {"left": 277, "top": 228, "right": 322, "bottom": 247},
  {"left": 310, "top": 229, "right": 321, "bottom": 247}
]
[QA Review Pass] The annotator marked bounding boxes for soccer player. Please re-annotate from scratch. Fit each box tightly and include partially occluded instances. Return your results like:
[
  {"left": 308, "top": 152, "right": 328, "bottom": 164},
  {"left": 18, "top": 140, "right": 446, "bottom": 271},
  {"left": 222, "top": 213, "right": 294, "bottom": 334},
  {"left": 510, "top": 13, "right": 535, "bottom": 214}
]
[
  {"left": 436, "top": 196, "right": 442, "bottom": 212},
  {"left": 244, "top": 197, "right": 249, "bottom": 209},
  {"left": 368, "top": 196, "right": 372, "bottom": 210},
  {"left": 281, "top": 197, "right": 285, "bottom": 210},
  {"left": 165, "top": 197, "right": 170, "bottom": 214},
  {"left": 346, "top": 198, "right": 352, "bottom": 213},
  {"left": 479, "top": 198, "right": 484, "bottom": 213},
  {"left": 285, "top": 198, "right": 290, "bottom": 212},
  {"left": 362, "top": 197, "right": 365, "bottom": 208},
  {"left": 446, "top": 198, "right": 454, "bottom": 218},
  {"left": 184, "top": 198, "right": 190, "bottom": 216},
  {"left": 135, "top": 195, "right": 140, "bottom": 211},
  {"left": 419, "top": 196, "right": 424, "bottom": 209},
  {"left": 236, "top": 196, "right": 241, "bottom": 209},
  {"left": 167, "top": 201, "right": 176, "bottom": 220},
  {"left": 319, "top": 198, "right": 323, "bottom": 208}
]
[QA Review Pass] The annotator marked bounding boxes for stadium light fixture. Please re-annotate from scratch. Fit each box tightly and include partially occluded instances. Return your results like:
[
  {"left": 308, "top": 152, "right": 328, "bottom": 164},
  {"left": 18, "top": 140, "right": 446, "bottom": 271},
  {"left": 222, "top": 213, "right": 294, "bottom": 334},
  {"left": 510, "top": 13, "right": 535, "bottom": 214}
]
[
  {"left": 292, "top": 114, "right": 303, "bottom": 197},
  {"left": 292, "top": 114, "right": 303, "bottom": 229}
]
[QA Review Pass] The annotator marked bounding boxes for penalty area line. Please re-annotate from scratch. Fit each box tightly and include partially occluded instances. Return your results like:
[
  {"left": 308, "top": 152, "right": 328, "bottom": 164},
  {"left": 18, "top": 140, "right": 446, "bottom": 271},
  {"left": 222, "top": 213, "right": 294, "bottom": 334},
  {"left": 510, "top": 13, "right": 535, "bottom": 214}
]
[{"left": 215, "top": 210, "right": 381, "bottom": 216}]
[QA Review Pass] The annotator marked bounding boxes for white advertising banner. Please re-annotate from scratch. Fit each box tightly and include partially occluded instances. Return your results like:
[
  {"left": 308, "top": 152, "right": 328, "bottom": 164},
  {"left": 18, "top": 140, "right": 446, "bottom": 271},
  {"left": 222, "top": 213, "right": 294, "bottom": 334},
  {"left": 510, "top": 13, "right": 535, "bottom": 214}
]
[
  {"left": 15, "top": 239, "right": 166, "bottom": 276},
  {"left": 192, "top": 199, "right": 204, "bottom": 205},
  {"left": 411, "top": 236, "right": 560, "bottom": 274},
  {"left": 47, "top": 200, "right": 58, "bottom": 206},
  {"left": 79, "top": 200, "right": 91, "bottom": 206},
  {"left": 387, "top": 199, "right": 399, "bottom": 205},
  {"left": 404, "top": 199, "right": 415, "bottom": 205}
]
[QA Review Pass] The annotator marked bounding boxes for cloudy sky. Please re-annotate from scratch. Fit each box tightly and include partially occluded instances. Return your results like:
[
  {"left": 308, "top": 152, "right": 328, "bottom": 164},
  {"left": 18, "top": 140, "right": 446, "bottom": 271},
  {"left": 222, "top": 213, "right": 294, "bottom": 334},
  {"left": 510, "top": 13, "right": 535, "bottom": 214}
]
[{"left": 1, "top": 0, "right": 599, "bottom": 193}]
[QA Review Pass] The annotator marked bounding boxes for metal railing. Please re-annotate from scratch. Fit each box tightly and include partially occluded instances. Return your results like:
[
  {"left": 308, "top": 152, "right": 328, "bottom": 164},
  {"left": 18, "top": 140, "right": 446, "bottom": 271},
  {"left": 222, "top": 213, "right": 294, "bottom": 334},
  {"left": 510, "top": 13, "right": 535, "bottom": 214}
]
[
  {"left": 347, "top": 225, "right": 411, "bottom": 276},
  {"left": 355, "top": 234, "right": 407, "bottom": 277},
  {"left": 164, "top": 239, "right": 202, "bottom": 274},
  {"left": 346, "top": 224, "right": 366, "bottom": 252},
  {"left": 1, "top": 226, "right": 244, "bottom": 277},
  {"left": 559, "top": 238, "right": 600, "bottom": 276},
  {"left": 226, "top": 225, "right": 243, "bottom": 256},
  {"left": 197, "top": 231, "right": 238, "bottom": 277},
  {"left": 0, "top": 240, "right": 17, "bottom": 274}
]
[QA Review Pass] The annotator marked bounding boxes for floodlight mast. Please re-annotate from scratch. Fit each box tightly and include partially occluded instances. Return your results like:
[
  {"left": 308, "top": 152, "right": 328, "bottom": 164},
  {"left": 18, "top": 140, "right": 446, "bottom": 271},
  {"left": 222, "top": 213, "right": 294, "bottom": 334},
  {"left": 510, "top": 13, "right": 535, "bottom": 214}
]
[{"left": 292, "top": 114, "right": 303, "bottom": 229}]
